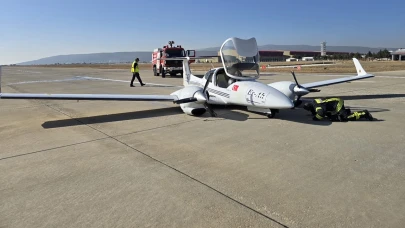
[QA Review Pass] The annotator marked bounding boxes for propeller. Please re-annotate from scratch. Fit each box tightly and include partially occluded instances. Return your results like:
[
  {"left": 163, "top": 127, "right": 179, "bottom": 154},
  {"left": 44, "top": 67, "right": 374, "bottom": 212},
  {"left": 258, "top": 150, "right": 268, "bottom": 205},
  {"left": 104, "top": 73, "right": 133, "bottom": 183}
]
[
  {"left": 173, "top": 72, "right": 217, "bottom": 117},
  {"left": 291, "top": 71, "right": 320, "bottom": 107}
]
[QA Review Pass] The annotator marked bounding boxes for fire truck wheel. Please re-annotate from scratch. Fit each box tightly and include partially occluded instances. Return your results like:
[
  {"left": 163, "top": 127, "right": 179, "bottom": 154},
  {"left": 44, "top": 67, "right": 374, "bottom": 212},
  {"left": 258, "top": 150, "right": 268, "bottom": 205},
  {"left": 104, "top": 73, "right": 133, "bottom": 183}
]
[
  {"left": 153, "top": 66, "right": 158, "bottom": 76},
  {"left": 159, "top": 66, "right": 165, "bottom": 78}
]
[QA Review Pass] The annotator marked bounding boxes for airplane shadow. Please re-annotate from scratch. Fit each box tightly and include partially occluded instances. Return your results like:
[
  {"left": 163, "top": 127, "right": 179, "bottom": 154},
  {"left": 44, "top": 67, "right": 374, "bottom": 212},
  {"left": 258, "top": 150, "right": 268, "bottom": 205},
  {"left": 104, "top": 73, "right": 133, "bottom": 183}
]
[
  {"left": 42, "top": 101, "right": 389, "bottom": 129},
  {"left": 42, "top": 106, "right": 184, "bottom": 129},
  {"left": 213, "top": 105, "right": 331, "bottom": 126},
  {"left": 204, "top": 106, "right": 250, "bottom": 122},
  {"left": 42, "top": 106, "right": 252, "bottom": 129},
  {"left": 213, "top": 104, "right": 387, "bottom": 125},
  {"left": 277, "top": 108, "right": 386, "bottom": 124}
]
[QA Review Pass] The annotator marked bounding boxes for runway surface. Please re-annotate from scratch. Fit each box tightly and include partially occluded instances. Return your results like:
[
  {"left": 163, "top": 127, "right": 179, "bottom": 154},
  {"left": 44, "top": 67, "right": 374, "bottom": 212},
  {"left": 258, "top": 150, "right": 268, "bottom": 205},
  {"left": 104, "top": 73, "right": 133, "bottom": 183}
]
[{"left": 1, "top": 66, "right": 405, "bottom": 228}]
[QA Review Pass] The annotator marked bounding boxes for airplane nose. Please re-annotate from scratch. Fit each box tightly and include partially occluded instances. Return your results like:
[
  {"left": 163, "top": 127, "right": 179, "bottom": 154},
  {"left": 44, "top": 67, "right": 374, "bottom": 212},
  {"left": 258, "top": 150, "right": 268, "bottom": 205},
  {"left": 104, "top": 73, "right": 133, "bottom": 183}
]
[{"left": 265, "top": 89, "right": 294, "bottom": 109}]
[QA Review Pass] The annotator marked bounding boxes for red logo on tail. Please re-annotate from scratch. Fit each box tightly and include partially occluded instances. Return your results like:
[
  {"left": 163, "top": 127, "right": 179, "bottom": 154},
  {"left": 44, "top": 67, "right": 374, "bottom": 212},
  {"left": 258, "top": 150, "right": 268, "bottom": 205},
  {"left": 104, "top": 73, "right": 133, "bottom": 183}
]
[{"left": 232, "top": 85, "right": 239, "bottom": 91}]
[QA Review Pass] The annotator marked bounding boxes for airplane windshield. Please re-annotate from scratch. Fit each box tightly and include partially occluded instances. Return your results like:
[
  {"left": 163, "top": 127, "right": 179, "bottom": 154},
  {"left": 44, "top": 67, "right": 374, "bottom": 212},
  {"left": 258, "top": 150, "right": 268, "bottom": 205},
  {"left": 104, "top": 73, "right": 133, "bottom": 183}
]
[{"left": 220, "top": 37, "right": 260, "bottom": 79}]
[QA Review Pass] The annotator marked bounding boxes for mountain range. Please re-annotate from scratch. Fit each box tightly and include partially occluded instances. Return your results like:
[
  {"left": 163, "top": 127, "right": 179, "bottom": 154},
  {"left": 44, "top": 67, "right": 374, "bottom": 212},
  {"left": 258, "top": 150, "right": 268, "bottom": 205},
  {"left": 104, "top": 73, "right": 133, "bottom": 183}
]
[{"left": 16, "top": 44, "right": 399, "bottom": 65}]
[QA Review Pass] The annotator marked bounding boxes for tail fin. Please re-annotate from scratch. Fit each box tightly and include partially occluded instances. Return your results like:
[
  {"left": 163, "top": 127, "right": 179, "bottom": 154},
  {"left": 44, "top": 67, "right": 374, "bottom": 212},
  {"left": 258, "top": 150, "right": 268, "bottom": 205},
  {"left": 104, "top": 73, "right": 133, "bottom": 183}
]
[
  {"left": 158, "top": 56, "right": 214, "bottom": 86},
  {"left": 353, "top": 58, "right": 367, "bottom": 76},
  {"left": 0, "top": 65, "right": 2, "bottom": 94}
]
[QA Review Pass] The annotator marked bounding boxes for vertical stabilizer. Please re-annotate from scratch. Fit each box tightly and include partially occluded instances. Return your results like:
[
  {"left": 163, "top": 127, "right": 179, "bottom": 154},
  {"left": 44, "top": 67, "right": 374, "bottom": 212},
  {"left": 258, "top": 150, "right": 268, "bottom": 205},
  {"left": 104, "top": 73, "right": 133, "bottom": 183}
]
[
  {"left": 0, "top": 65, "right": 2, "bottom": 94},
  {"left": 159, "top": 56, "right": 204, "bottom": 87},
  {"left": 182, "top": 58, "right": 192, "bottom": 86},
  {"left": 353, "top": 58, "right": 367, "bottom": 76}
]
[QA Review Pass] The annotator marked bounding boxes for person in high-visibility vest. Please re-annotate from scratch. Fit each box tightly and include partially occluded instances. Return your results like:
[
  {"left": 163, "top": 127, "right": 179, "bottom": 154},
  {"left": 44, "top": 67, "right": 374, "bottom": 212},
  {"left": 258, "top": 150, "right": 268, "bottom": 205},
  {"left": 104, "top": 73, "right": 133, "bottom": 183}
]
[
  {"left": 130, "top": 58, "right": 145, "bottom": 87},
  {"left": 303, "top": 97, "right": 374, "bottom": 121}
]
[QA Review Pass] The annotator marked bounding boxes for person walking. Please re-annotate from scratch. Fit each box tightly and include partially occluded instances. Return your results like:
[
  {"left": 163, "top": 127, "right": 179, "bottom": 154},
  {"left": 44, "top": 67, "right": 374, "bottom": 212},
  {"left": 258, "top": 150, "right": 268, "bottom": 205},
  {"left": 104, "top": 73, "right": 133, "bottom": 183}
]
[{"left": 130, "top": 58, "right": 145, "bottom": 87}]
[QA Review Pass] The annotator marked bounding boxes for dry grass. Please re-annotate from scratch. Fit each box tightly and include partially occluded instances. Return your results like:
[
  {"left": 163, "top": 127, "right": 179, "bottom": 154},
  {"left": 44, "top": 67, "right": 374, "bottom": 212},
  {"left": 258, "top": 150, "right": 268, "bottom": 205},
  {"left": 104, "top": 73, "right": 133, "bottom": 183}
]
[
  {"left": 262, "top": 60, "right": 405, "bottom": 73},
  {"left": 16, "top": 60, "right": 405, "bottom": 73}
]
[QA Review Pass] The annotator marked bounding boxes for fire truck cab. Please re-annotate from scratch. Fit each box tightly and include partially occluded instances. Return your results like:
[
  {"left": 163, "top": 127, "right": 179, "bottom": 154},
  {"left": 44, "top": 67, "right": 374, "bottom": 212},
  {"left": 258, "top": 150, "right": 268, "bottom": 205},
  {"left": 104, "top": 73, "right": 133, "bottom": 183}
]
[{"left": 152, "top": 41, "right": 195, "bottom": 78}]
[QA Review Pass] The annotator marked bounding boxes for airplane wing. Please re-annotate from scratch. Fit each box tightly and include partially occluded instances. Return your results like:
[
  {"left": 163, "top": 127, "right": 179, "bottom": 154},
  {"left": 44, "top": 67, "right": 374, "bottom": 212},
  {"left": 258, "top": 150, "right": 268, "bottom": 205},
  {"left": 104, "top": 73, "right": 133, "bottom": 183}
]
[
  {"left": 300, "top": 74, "right": 374, "bottom": 89},
  {"left": 0, "top": 93, "right": 177, "bottom": 101},
  {"left": 0, "top": 66, "right": 178, "bottom": 101},
  {"left": 300, "top": 58, "right": 374, "bottom": 89}
]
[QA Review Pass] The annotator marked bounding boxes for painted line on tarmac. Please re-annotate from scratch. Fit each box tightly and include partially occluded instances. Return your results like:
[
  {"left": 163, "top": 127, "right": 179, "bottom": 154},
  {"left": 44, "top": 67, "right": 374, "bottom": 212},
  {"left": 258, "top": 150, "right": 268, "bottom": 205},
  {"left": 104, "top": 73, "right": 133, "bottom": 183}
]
[
  {"left": 7, "top": 77, "right": 92, "bottom": 85},
  {"left": 76, "top": 76, "right": 180, "bottom": 87},
  {"left": 7, "top": 76, "right": 180, "bottom": 88}
]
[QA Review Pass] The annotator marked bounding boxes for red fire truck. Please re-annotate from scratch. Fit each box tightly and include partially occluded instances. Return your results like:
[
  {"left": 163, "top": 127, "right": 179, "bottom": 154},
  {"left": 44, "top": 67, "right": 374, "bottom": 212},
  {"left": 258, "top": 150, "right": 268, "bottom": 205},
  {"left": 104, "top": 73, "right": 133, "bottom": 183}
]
[{"left": 152, "top": 41, "right": 195, "bottom": 78}]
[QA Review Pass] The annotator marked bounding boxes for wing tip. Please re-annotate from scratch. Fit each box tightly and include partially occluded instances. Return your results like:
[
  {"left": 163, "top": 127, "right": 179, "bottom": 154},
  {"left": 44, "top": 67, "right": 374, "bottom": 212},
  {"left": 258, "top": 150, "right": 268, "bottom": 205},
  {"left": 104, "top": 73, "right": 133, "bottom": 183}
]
[{"left": 352, "top": 58, "right": 368, "bottom": 76}]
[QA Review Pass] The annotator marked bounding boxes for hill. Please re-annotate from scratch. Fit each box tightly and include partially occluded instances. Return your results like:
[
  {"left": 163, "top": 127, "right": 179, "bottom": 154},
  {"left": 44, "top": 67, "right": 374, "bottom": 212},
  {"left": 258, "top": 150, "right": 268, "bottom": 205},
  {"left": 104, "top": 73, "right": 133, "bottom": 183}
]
[
  {"left": 199, "top": 44, "right": 398, "bottom": 53},
  {"left": 17, "top": 51, "right": 218, "bottom": 65},
  {"left": 16, "top": 44, "right": 399, "bottom": 65}
]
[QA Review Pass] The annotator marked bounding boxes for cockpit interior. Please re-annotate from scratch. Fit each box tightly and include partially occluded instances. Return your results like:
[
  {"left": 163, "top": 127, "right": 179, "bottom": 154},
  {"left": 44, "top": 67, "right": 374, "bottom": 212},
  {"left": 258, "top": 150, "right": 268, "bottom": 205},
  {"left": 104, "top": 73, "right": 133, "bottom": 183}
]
[{"left": 203, "top": 68, "right": 239, "bottom": 89}]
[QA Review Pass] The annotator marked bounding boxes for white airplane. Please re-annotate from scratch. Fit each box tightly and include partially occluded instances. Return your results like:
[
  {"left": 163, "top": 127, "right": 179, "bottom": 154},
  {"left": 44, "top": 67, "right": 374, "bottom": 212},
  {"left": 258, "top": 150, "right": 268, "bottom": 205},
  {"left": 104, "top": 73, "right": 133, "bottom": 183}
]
[{"left": 0, "top": 37, "right": 374, "bottom": 118}]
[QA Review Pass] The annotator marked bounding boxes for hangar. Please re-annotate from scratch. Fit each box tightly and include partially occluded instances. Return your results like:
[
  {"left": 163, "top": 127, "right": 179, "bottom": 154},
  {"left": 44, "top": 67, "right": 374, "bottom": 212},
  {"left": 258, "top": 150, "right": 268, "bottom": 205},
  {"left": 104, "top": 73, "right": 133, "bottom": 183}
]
[
  {"left": 258, "top": 51, "right": 284, "bottom": 62},
  {"left": 283, "top": 50, "right": 350, "bottom": 58},
  {"left": 214, "top": 50, "right": 285, "bottom": 62},
  {"left": 391, "top": 48, "right": 405, "bottom": 61},
  {"left": 211, "top": 50, "right": 352, "bottom": 63}
]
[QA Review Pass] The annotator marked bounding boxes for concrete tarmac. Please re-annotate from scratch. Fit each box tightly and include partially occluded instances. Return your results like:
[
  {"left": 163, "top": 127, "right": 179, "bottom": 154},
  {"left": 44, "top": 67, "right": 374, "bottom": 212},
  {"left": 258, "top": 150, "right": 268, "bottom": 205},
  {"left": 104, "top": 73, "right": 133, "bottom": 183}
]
[{"left": 1, "top": 66, "right": 405, "bottom": 228}]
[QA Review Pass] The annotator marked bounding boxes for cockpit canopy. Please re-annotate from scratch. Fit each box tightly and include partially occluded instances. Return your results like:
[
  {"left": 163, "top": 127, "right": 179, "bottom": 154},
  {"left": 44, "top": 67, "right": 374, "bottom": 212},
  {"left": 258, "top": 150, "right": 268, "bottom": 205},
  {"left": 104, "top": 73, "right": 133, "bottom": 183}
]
[{"left": 220, "top": 37, "right": 260, "bottom": 80}]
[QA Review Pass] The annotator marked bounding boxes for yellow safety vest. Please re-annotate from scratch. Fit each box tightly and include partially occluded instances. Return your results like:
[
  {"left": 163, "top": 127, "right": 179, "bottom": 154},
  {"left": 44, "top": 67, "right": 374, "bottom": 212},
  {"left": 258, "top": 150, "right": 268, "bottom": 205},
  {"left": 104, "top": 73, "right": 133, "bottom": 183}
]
[
  {"left": 314, "top": 98, "right": 343, "bottom": 115},
  {"left": 314, "top": 98, "right": 323, "bottom": 104},
  {"left": 323, "top": 98, "right": 343, "bottom": 114},
  {"left": 315, "top": 107, "right": 324, "bottom": 120},
  {"left": 131, "top": 61, "right": 139, "bottom": 73}
]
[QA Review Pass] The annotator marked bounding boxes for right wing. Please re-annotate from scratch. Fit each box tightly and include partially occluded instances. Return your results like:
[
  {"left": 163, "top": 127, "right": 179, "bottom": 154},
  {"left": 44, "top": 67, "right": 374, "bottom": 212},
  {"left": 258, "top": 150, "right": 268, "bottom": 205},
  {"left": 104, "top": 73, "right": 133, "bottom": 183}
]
[{"left": 300, "top": 58, "right": 374, "bottom": 89}]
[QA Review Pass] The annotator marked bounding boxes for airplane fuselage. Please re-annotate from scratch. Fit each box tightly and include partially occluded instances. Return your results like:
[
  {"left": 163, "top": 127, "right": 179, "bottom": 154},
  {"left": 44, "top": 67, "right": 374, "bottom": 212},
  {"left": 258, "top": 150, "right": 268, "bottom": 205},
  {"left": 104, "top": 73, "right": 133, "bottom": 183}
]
[{"left": 186, "top": 70, "right": 294, "bottom": 110}]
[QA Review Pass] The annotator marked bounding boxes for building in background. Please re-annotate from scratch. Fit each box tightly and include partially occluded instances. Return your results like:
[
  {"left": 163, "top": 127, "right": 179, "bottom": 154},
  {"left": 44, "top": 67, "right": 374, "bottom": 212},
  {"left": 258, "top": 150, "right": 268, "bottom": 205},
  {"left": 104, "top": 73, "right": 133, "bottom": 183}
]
[
  {"left": 391, "top": 48, "right": 405, "bottom": 61},
  {"left": 258, "top": 51, "right": 284, "bottom": 62},
  {"left": 321, "top": 41, "right": 327, "bottom": 56},
  {"left": 209, "top": 48, "right": 351, "bottom": 63}
]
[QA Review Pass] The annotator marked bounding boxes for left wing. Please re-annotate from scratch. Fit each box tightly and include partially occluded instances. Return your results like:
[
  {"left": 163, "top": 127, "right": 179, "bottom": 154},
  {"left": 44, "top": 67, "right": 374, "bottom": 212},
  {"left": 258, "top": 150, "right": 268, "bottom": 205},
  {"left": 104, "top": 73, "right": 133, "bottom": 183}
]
[
  {"left": 300, "top": 58, "right": 374, "bottom": 89},
  {"left": 0, "top": 93, "right": 177, "bottom": 101},
  {"left": 0, "top": 66, "right": 178, "bottom": 101}
]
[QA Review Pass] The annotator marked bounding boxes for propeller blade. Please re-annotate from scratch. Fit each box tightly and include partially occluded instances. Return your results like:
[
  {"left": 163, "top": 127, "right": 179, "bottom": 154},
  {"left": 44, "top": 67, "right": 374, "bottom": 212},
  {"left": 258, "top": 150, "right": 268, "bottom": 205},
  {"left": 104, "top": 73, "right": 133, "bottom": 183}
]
[
  {"left": 204, "top": 103, "right": 217, "bottom": 117},
  {"left": 205, "top": 91, "right": 210, "bottom": 101},
  {"left": 293, "top": 95, "right": 303, "bottom": 108},
  {"left": 203, "top": 71, "right": 214, "bottom": 93},
  {"left": 173, "top": 97, "right": 197, "bottom": 104},
  {"left": 291, "top": 71, "right": 321, "bottom": 94},
  {"left": 291, "top": 71, "right": 301, "bottom": 88}
]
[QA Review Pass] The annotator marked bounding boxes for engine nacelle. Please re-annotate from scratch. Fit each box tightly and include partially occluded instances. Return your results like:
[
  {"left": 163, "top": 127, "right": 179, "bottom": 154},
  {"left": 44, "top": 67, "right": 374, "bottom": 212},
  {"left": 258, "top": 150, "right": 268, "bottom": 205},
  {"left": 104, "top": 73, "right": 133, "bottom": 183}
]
[
  {"left": 180, "top": 103, "right": 206, "bottom": 116},
  {"left": 171, "top": 86, "right": 207, "bottom": 116},
  {"left": 267, "top": 81, "right": 297, "bottom": 101}
]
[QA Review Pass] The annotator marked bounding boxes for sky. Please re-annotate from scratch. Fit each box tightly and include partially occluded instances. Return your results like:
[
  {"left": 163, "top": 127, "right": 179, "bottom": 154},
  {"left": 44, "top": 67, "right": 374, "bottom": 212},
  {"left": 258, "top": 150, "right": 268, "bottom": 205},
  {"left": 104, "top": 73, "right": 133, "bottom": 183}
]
[{"left": 1, "top": 0, "right": 405, "bottom": 64}]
